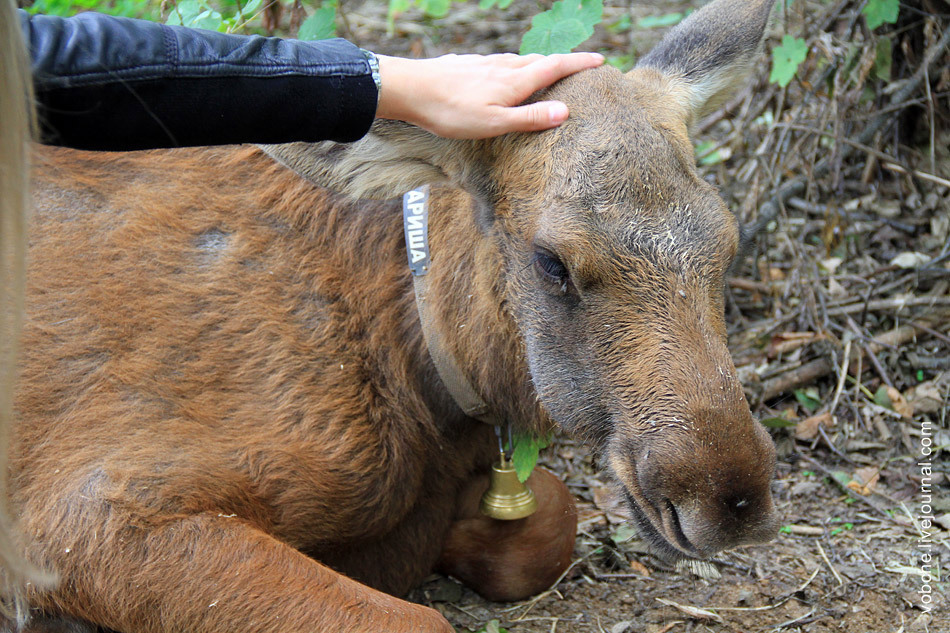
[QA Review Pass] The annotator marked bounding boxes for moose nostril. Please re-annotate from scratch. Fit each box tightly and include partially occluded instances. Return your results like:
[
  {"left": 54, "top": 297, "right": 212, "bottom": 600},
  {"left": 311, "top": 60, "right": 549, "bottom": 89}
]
[{"left": 661, "top": 498, "right": 697, "bottom": 555}]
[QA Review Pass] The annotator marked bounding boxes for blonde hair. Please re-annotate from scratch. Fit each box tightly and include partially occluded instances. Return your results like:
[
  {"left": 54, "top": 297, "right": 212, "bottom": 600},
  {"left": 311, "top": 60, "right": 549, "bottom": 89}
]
[{"left": 0, "top": 0, "right": 56, "bottom": 621}]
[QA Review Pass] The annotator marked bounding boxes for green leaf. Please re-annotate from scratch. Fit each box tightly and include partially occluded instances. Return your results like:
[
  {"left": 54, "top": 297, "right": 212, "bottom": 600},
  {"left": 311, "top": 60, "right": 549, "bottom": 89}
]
[
  {"left": 165, "top": 0, "right": 202, "bottom": 26},
  {"left": 793, "top": 387, "right": 821, "bottom": 412},
  {"left": 418, "top": 0, "right": 451, "bottom": 18},
  {"left": 576, "top": 0, "right": 603, "bottom": 27},
  {"left": 769, "top": 35, "right": 808, "bottom": 88},
  {"left": 298, "top": 6, "right": 336, "bottom": 40},
  {"left": 522, "top": 18, "right": 589, "bottom": 55},
  {"left": 863, "top": 0, "right": 899, "bottom": 30},
  {"left": 779, "top": 525, "right": 792, "bottom": 534},
  {"left": 238, "top": 0, "right": 263, "bottom": 18},
  {"left": 695, "top": 140, "right": 725, "bottom": 165},
  {"left": 510, "top": 432, "right": 549, "bottom": 483},
  {"left": 760, "top": 416, "right": 798, "bottom": 428},
  {"left": 610, "top": 524, "right": 639, "bottom": 544},
  {"left": 480, "top": 0, "right": 514, "bottom": 9},
  {"left": 873, "top": 385, "right": 893, "bottom": 409},
  {"left": 520, "top": 0, "right": 603, "bottom": 55},
  {"left": 165, "top": 0, "right": 224, "bottom": 30},
  {"left": 636, "top": 12, "right": 683, "bottom": 29},
  {"left": 193, "top": 8, "right": 224, "bottom": 31},
  {"left": 873, "top": 37, "right": 893, "bottom": 81},
  {"left": 831, "top": 471, "right": 852, "bottom": 486}
]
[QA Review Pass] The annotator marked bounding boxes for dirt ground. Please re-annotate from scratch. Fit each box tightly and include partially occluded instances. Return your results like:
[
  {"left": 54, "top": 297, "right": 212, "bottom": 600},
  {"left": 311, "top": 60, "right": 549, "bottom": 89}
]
[
  {"left": 410, "top": 434, "right": 948, "bottom": 632},
  {"left": 338, "top": 1, "right": 950, "bottom": 631}
]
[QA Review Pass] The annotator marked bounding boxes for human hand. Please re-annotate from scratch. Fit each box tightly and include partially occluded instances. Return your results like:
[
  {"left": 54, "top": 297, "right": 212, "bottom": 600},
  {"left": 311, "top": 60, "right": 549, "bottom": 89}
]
[{"left": 375, "top": 52, "right": 605, "bottom": 139}]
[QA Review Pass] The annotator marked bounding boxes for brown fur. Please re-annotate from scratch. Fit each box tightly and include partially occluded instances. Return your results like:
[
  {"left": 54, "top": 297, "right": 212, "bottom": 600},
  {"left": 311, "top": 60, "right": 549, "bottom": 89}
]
[
  {"left": 10, "top": 1, "right": 779, "bottom": 631},
  {"left": 438, "top": 469, "right": 577, "bottom": 602}
]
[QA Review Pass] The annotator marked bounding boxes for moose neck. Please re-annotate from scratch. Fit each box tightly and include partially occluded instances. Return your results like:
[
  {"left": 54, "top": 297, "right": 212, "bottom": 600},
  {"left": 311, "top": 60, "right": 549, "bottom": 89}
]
[
  {"left": 257, "top": 140, "right": 547, "bottom": 438},
  {"left": 418, "top": 185, "right": 548, "bottom": 437}
]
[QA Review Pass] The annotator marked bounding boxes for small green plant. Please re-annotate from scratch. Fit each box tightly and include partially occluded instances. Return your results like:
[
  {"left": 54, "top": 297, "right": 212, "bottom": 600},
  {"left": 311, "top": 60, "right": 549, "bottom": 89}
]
[
  {"left": 863, "top": 0, "right": 900, "bottom": 30},
  {"left": 606, "top": 13, "right": 631, "bottom": 33},
  {"left": 416, "top": 0, "right": 451, "bottom": 18},
  {"left": 25, "top": 0, "right": 152, "bottom": 18},
  {"left": 163, "top": 0, "right": 337, "bottom": 38},
  {"left": 759, "top": 416, "right": 797, "bottom": 428},
  {"left": 475, "top": 619, "right": 509, "bottom": 633},
  {"left": 769, "top": 34, "right": 808, "bottom": 87},
  {"left": 164, "top": 0, "right": 226, "bottom": 31},
  {"left": 388, "top": 0, "right": 454, "bottom": 32},
  {"left": 829, "top": 522, "right": 853, "bottom": 536},
  {"left": 520, "top": 0, "right": 603, "bottom": 55},
  {"left": 793, "top": 386, "right": 821, "bottom": 412}
]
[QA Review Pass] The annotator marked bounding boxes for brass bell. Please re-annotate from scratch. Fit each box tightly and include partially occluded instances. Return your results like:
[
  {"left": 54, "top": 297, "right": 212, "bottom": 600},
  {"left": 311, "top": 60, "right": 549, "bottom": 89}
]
[{"left": 479, "top": 452, "right": 538, "bottom": 520}]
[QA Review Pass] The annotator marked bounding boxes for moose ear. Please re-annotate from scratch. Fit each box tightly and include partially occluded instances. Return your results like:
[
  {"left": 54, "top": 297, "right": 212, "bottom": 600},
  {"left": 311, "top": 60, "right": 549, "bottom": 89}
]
[
  {"left": 260, "top": 121, "right": 478, "bottom": 200},
  {"left": 633, "top": 0, "right": 775, "bottom": 124}
]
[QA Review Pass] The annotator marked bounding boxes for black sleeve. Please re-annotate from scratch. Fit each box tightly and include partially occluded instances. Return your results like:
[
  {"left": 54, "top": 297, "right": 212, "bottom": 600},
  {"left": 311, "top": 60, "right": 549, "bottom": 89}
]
[{"left": 19, "top": 10, "right": 379, "bottom": 151}]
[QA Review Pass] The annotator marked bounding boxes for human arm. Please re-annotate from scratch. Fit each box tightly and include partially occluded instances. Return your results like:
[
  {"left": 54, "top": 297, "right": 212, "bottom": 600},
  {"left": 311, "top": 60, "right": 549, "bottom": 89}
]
[
  {"left": 20, "top": 10, "right": 603, "bottom": 150},
  {"left": 20, "top": 10, "right": 377, "bottom": 150}
]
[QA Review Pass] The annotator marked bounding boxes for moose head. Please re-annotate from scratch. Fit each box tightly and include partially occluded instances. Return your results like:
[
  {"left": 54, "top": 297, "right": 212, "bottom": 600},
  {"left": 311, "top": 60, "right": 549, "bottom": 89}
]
[{"left": 265, "top": 0, "right": 780, "bottom": 562}]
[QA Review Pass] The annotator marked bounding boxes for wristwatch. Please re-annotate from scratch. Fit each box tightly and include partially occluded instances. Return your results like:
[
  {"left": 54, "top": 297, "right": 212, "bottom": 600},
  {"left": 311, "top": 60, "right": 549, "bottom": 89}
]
[{"left": 360, "top": 49, "right": 382, "bottom": 102}]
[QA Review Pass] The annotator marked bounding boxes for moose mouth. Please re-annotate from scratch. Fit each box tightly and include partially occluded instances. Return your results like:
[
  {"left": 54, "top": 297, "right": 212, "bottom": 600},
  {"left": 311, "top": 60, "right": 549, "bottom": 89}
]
[{"left": 619, "top": 479, "right": 702, "bottom": 562}]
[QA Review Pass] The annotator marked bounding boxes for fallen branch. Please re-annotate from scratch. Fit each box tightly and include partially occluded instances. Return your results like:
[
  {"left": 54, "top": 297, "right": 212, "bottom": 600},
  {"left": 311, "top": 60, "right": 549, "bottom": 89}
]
[{"left": 757, "top": 324, "right": 929, "bottom": 402}]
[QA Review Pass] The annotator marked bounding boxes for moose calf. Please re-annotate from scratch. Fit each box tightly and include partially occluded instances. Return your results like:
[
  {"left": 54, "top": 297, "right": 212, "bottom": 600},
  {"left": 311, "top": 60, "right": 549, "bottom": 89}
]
[{"left": 10, "top": 0, "right": 779, "bottom": 630}]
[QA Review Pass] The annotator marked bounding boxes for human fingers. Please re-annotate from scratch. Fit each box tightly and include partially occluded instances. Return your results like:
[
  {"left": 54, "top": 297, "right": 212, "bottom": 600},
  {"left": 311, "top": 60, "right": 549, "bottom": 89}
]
[
  {"left": 503, "top": 53, "right": 545, "bottom": 68},
  {"left": 515, "top": 52, "right": 605, "bottom": 95},
  {"left": 485, "top": 100, "right": 570, "bottom": 136}
]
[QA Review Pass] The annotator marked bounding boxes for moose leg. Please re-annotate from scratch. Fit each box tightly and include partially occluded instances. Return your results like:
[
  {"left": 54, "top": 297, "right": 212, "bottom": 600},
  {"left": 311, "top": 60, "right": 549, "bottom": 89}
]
[
  {"left": 437, "top": 468, "right": 577, "bottom": 602},
  {"left": 28, "top": 513, "right": 453, "bottom": 633}
]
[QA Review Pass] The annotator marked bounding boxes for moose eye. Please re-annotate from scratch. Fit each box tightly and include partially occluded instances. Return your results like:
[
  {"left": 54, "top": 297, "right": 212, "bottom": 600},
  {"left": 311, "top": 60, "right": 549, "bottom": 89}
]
[{"left": 533, "top": 250, "right": 571, "bottom": 293}]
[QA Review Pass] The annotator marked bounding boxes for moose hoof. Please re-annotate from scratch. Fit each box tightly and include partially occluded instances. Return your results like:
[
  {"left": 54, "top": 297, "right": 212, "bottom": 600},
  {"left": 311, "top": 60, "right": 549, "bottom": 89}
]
[{"left": 438, "top": 468, "right": 577, "bottom": 602}]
